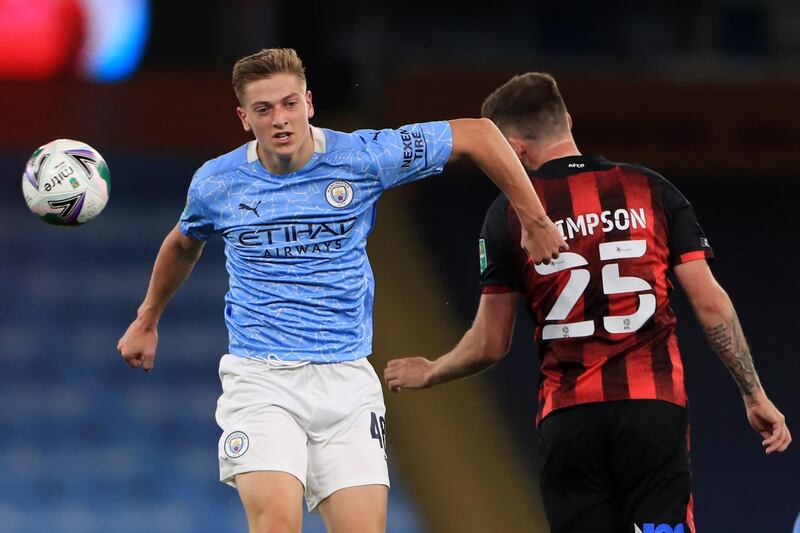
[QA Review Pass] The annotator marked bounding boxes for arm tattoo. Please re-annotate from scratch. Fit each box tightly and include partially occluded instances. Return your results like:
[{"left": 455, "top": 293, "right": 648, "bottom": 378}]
[{"left": 703, "top": 309, "right": 761, "bottom": 396}]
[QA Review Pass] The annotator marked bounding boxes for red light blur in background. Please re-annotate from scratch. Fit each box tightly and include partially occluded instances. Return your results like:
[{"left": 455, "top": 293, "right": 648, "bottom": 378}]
[{"left": 0, "top": 0, "right": 84, "bottom": 79}]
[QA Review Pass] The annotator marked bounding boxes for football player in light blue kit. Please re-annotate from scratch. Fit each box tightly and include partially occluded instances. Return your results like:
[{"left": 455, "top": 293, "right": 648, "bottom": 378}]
[{"left": 117, "top": 48, "right": 567, "bottom": 533}]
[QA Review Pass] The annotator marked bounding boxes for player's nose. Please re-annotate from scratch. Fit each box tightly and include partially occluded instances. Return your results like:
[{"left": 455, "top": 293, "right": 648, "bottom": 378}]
[{"left": 272, "top": 108, "right": 288, "bottom": 126}]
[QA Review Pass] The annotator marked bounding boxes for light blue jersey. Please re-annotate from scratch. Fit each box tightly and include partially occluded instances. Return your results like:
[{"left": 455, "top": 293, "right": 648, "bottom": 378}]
[{"left": 180, "top": 122, "right": 453, "bottom": 362}]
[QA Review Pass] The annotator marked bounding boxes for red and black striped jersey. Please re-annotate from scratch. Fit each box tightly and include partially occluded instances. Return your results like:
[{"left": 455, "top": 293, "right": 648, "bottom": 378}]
[{"left": 479, "top": 155, "right": 713, "bottom": 425}]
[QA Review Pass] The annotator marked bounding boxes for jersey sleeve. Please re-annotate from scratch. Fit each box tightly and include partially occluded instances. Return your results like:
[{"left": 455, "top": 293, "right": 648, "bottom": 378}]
[
  {"left": 479, "top": 194, "right": 522, "bottom": 294},
  {"left": 359, "top": 121, "right": 453, "bottom": 189},
  {"left": 660, "top": 179, "right": 714, "bottom": 266},
  {"left": 178, "top": 172, "right": 215, "bottom": 241}
]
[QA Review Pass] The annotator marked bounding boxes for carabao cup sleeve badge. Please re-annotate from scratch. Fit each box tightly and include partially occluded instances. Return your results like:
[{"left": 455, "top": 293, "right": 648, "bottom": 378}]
[{"left": 224, "top": 431, "right": 250, "bottom": 458}]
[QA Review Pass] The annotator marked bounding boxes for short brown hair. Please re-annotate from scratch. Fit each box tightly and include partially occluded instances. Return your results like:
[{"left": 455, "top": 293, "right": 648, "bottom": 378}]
[
  {"left": 481, "top": 73, "right": 568, "bottom": 140},
  {"left": 232, "top": 48, "right": 306, "bottom": 103}
]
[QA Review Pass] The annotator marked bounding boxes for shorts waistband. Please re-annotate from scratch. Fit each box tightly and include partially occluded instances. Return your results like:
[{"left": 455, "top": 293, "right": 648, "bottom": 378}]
[{"left": 231, "top": 353, "right": 311, "bottom": 370}]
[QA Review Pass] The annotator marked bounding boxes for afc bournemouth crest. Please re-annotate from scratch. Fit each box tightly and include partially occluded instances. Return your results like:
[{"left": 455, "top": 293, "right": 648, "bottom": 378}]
[
  {"left": 224, "top": 431, "right": 250, "bottom": 458},
  {"left": 325, "top": 180, "right": 354, "bottom": 208}
]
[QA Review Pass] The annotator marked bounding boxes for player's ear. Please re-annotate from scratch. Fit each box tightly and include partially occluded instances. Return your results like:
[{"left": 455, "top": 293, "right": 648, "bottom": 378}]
[
  {"left": 305, "top": 90, "right": 314, "bottom": 120},
  {"left": 566, "top": 112, "right": 573, "bottom": 130},
  {"left": 237, "top": 107, "right": 251, "bottom": 132}
]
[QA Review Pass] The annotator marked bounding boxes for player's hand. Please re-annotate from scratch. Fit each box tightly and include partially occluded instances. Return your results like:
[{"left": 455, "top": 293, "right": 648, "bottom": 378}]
[
  {"left": 117, "top": 318, "right": 158, "bottom": 373},
  {"left": 521, "top": 216, "right": 568, "bottom": 265},
  {"left": 744, "top": 391, "right": 791, "bottom": 454},
  {"left": 384, "top": 357, "right": 435, "bottom": 392}
]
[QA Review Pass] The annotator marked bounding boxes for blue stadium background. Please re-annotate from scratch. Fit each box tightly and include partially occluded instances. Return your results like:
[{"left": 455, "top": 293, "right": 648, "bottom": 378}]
[{"left": 1, "top": 1, "right": 799, "bottom": 532}]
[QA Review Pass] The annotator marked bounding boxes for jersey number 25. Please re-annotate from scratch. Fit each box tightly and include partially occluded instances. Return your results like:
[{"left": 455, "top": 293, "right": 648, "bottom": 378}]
[{"left": 534, "top": 239, "right": 655, "bottom": 341}]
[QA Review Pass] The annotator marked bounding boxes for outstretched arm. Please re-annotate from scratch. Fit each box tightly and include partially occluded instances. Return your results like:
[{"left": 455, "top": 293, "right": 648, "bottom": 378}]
[
  {"left": 117, "top": 223, "right": 205, "bottom": 372},
  {"left": 674, "top": 260, "right": 791, "bottom": 453},
  {"left": 384, "top": 292, "right": 519, "bottom": 391},
  {"left": 449, "top": 118, "right": 567, "bottom": 264}
]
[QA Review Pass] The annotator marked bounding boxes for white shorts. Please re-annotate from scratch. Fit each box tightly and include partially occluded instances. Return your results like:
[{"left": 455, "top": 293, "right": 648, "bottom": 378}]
[{"left": 215, "top": 354, "right": 389, "bottom": 511}]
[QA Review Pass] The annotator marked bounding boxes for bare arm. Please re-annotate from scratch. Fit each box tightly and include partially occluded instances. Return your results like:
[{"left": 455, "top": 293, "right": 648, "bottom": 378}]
[
  {"left": 117, "top": 223, "right": 205, "bottom": 372},
  {"left": 674, "top": 260, "right": 791, "bottom": 453},
  {"left": 674, "top": 260, "right": 761, "bottom": 396},
  {"left": 448, "top": 118, "right": 567, "bottom": 264},
  {"left": 384, "top": 292, "right": 519, "bottom": 391}
]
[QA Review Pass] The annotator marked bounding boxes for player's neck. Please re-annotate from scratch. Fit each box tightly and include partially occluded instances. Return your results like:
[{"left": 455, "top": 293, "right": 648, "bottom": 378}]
[
  {"left": 256, "top": 130, "right": 315, "bottom": 175},
  {"left": 530, "top": 137, "right": 581, "bottom": 170}
]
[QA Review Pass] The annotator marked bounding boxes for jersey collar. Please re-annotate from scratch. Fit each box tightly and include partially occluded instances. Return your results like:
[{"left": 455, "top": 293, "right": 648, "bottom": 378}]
[
  {"left": 245, "top": 125, "right": 328, "bottom": 163},
  {"left": 533, "top": 155, "right": 612, "bottom": 179}
]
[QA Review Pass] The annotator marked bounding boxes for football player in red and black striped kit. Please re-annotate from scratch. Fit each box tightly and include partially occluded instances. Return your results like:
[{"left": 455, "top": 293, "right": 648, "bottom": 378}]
[{"left": 384, "top": 73, "right": 791, "bottom": 533}]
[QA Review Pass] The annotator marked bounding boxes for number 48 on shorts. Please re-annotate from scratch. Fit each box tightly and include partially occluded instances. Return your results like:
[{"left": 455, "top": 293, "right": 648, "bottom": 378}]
[{"left": 370, "top": 412, "right": 387, "bottom": 450}]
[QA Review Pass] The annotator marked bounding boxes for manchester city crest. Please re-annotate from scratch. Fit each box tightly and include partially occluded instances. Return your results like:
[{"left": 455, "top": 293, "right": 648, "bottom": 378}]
[
  {"left": 325, "top": 180, "right": 354, "bottom": 208},
  {"left": 224, "top": 431, "right": 250, "bottom": 458}
]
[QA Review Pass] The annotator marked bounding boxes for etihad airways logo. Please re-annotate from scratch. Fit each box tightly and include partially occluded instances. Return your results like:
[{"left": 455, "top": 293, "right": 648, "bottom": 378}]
[{"left": 224, "top": 217, "right": 357, "bottom": 259}]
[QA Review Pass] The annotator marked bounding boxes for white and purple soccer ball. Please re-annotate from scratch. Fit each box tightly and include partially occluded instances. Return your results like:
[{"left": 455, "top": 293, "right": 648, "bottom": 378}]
[{"left": 22, "top": 139, "right": 110, "bottom": 225}]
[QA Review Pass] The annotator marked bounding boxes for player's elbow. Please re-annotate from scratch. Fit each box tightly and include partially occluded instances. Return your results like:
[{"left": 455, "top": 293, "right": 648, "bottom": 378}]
[
  {"left": 469, "top": 117, "right": 500, "bottom": 140},
  {"left": 470, "top": 316, "right": 512, "bottom": 364},
  {"left": 474, "top": 116, "right": 497, "bottom": 130},
  {"left": 693, "top": 285, "right": 734, "bottom": 322},
  {"left": 450, "top": 117, "right": 501, "bottom": 160},
  {"left": 481, "top": 334, "right": 511, "bottom": 364},
  {"left": 484, "top": 346, "right": 509, "bottom": 364}
]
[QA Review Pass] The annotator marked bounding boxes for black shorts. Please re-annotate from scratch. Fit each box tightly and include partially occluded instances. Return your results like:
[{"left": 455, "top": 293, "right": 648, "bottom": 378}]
[{"left": 538, "top": 400, "right": 694, "bottom": 533}]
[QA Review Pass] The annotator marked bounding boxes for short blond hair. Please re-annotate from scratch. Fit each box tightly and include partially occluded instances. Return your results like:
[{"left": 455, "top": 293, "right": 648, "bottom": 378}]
[
  {"left": 232, "top": 48, "right": 306, "bottom": 103},
  {"left": 481, "top": 73, "right": 568, "bottom": 140}
]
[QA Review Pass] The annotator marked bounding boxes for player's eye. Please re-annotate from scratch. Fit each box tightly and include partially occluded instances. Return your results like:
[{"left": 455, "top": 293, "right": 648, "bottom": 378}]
[{"left": 286, "top": 101, "right": 297, "bottom": 107}]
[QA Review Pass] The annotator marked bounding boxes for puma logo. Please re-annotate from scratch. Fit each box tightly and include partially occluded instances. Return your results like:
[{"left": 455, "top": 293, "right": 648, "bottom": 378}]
[{"left": 239, "top": 200, "right": 262, "bottom": 217}]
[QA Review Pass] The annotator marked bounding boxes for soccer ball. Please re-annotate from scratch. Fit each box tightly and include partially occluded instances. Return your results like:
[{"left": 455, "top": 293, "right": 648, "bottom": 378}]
[{"left": 22, "top": 139, "right": 110, "bottom": 225}]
